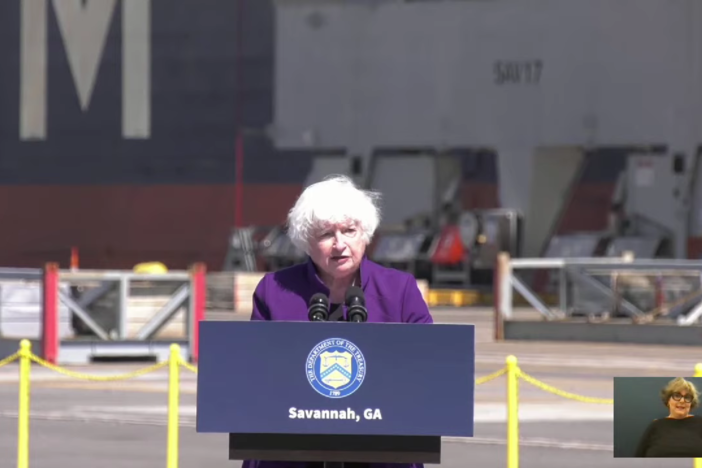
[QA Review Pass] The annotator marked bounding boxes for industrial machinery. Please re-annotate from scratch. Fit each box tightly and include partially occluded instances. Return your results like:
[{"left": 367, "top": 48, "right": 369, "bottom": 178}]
[
  {"left": 422, "top": 209, "right": 522, "bottom": 287},
  {"left": 258, "top": 226, "right": 307, "bottom": 271},
  {"left": 271, "top": 0, "right": 702, "bottom": 264},
  {"left": 538, "top": 150, "right": 701, "bottom": 318},
  {"left": 221, "top": 207, "right": 522, "bottom": 289},
  {"left": 222, "top": 227, "right": 278, "bottom": 272},
  {"left": 370, "top": 227, "right": 434, "bottom": 282},
  {"left": 223, "top": 226, "right": 306, "bottom": 273}
]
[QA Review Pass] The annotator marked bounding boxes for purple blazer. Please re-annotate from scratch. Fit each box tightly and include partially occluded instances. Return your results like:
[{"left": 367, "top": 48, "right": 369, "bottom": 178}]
[{"left": 242, "top": 256, "right": 433, "bottom": 468}]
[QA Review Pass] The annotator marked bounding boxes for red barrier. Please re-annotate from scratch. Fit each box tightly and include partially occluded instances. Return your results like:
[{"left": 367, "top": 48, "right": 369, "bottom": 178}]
[
  {"left": 430, "top": 225, "right": 465, "bottom": 265},
  {"left": 42, "top": 263, "right": 59, "bottom": 364},
  {"left": 190, "top": 263, "right": 207, "bottom": 363}
]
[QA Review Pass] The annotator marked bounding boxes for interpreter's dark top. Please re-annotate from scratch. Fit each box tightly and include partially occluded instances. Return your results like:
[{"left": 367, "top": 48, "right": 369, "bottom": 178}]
[{"left": 635, "top": 416, "right": 702, "bottom": 457}]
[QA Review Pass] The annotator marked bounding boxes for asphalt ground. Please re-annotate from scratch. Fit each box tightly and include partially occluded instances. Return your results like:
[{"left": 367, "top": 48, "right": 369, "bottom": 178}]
[{"left": 0, "top": 307, "right": 701, "bottom": 468}]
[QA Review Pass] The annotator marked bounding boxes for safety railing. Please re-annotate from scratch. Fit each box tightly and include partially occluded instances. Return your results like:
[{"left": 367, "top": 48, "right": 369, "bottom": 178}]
[
  {"left": 0, "top": 340, "right": 196, "bottom": 468},
  {"left": 493, "top": 252, "right": 702, "bottom": 332},
  {"left": 1, "top": 340, "right": 701, "bottom": 468},
  {"left": 0, "top": 263, "right": 207, "bottom": 365}
]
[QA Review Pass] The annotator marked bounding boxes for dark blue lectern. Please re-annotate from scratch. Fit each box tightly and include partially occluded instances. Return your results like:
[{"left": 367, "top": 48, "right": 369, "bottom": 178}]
[{"left": 196, "top": 321, "right": 475, "bottom": 464}]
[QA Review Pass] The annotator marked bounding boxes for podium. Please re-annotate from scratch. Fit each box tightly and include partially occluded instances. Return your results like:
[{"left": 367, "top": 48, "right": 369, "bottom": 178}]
[{"left": 196, "top": 321, "right": 475, "bottom": 464}]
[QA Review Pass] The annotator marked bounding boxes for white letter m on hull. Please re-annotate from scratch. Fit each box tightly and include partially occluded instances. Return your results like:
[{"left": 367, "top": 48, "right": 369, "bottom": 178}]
[{"left": 20, "top": 0, "right": 151, "bottom": 140}]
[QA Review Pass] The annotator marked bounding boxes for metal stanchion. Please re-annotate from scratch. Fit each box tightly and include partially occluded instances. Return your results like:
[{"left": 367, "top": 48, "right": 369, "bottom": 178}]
[
  {"left": 167, "top": 344, "right": 181, "bottom": 468},
  {"left": 17, "top": 339, "right": 31, "bottom": 468},
  {"left": 506, "top": 355, "right": 519, "bottom": 468}
]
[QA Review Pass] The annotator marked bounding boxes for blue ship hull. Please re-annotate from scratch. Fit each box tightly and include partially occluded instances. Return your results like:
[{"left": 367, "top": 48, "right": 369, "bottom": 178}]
[{"left": 0, "top": 0, "right": 622, "bottom": 270}]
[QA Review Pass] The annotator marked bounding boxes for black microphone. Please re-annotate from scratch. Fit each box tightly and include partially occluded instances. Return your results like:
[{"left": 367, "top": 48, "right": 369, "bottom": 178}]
[
  {"left": 308, "top": 293, "right": 329, "bottom": 322},
  {"left": 345, "top": 286, "right": 368, "bottom": 323}
]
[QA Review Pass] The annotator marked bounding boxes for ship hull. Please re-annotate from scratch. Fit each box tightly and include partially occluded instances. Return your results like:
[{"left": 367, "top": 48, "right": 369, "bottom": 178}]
[
  {"left": 0, "top": 0, "right": 625, "bottom": 270},
  {"left": 0, "top": 184, "right": 303, "bottom": 270}
]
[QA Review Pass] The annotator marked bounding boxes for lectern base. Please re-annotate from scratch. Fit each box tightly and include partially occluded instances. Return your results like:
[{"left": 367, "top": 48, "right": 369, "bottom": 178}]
[{"left": 228, "top": 433, "right": 441, "bottom": 463}]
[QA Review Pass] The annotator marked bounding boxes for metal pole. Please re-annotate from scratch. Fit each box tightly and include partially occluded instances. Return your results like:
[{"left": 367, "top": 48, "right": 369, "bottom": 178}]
[
  {"left": 233, "top": 0, "right": 245, "bottom": 228},
  {"left": 17, "top": 339, "right": 31, "bottom": 468},
  {"left": 188, "top": 263, "right": 207, "bottom": 364},
  {"left": 506, "top": 355, "right": 519, "bottom": 468},
  {"left": 42, "top": 263, "right": 59, "bottom": 364},
  {"left": 235, "top": 131, "right": 244, "bottom": 228},
  {"left": 167, "top": 344, "right": 181, "bottom": 468},
  {"left": 497, "top": 252, "right": 513, "bottom": 321},
  {"left": 493, "top": 254, "right": 503, "bottom": 341}
]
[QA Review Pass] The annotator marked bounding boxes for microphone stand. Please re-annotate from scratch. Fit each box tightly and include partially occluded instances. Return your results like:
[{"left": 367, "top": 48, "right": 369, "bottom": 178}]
[
  {"left": 324, "top": 305, "right": 346, "bottom": 468},
  {"left": 322, "top": 295, "right": 366, "bottom": 468}
]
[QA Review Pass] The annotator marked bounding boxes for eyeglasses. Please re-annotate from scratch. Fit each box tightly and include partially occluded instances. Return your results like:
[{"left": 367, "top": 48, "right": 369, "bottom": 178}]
[{"left": 671, "top": 392, "right": 693, "bottom": 403}]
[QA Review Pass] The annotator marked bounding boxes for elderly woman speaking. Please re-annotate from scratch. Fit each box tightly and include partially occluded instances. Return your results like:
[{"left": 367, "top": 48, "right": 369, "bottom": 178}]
[
  {"left": 635, "top": 377, "right": 702, "bottom": 457},
  {"left": 250, "top": 175, "right": 433, "bottom": 325},
  {"left": 243, "top": 175, "right": 432, "bottom": 468}
]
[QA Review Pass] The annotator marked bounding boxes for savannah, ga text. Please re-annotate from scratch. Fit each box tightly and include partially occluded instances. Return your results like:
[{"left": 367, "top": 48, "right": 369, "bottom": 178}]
[{"left": 289, "top": 407, "right": 382, "bottom": 422}]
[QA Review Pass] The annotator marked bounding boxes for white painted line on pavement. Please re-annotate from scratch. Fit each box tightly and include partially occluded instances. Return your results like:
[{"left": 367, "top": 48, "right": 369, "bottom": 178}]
[
  {"left": 443, "top": 436, "right": 612, "bottom": 452},
  {"left": 0, "top": 410, "right": 186, "bottom": 427},
  {"left": 475, "top": 354, "right": 700, "bottom": 371},
  {"left": 473, "top": 403, "right": 612, "bottom": 422},
  {"left": 74, "top": 405, "right": 198, "bottom": 416},
  {"left": 0, "top": 410, "right": 613, "bottom": 452},
  {"left": 0, "top": 402, "right": 612, "bottom": 424}
]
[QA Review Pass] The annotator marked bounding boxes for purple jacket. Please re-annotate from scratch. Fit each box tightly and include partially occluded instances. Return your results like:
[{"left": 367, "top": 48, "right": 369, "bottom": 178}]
[{"left": 242, "top": 256, "right": 433, "bottom": 468}]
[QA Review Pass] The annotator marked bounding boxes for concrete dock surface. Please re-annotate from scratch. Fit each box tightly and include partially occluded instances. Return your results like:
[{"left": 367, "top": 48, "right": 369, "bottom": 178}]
[{"left": 0, "top": 307, "right": 699, "bottom": 468}]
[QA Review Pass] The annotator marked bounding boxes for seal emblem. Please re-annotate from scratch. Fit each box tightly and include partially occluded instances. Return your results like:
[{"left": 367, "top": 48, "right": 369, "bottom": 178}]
[{"left": 306, "top": 338, "right": 366, "bottom": 399}]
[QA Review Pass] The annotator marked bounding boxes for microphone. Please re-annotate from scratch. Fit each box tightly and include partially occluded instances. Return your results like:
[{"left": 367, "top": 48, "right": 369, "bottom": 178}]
[
  {"left": 345, "top": 286, "right": 368, "bottom": 323},
  {"left": 308, "top": 293, "right": 329, "bottom": 322}
]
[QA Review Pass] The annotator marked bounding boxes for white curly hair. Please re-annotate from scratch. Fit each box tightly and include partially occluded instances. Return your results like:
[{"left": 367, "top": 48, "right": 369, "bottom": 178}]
[{"left": 286, "top": 175, "right": 382, "bottom": 253}]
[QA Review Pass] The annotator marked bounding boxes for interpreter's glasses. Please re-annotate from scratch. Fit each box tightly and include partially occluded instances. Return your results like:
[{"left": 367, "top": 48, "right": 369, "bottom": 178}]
[{"left": 671, "top": 393, "right": 693, "bottom": 403}]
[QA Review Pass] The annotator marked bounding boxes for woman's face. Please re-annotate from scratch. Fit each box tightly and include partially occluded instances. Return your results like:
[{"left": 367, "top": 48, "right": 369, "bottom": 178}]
[
  {"left": 668, "top": 390, "right": 693, "bottom": 418},
  {"left": 308, "top": 222, "right": 366, "bottom": 282}
]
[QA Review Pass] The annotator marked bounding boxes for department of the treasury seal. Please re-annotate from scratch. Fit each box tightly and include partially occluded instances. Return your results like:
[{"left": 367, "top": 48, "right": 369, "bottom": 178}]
[{"left": 306, "top": 338, "right": 366, "bottom": 399}]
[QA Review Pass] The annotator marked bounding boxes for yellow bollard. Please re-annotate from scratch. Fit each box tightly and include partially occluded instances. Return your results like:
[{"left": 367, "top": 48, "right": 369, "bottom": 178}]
[
  {"left": 452, "top": 291, "right": 463, "bottom": 307},
  {"left": 17, "top": 339, "right": 31, "bottom": 468},
  {"left": 427, "top": 291, "right": 438, "bottom": 307},
  {"left": 506, "top": 355, "right": 519, "bottom": 468},
  {"left": 167, "top": 344, "right": 180, "bottom": 468}
]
